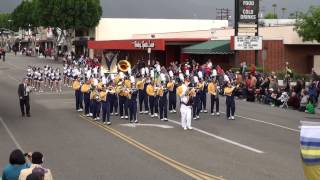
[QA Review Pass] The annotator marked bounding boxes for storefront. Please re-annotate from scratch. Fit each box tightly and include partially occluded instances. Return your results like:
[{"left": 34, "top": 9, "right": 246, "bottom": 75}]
[{"left": 87, "top": 38, "right": 208, "bottom": 66}]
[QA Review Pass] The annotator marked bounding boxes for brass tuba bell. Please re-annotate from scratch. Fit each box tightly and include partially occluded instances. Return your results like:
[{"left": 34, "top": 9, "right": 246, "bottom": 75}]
[{"left": 117, "top": 60, "right": 131, "bottom": 72}]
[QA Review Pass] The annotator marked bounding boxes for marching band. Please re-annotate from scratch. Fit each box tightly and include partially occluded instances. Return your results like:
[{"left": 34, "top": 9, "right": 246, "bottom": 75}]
[{"left": 28, "top": 59, "right": 238, "bottom": 130}]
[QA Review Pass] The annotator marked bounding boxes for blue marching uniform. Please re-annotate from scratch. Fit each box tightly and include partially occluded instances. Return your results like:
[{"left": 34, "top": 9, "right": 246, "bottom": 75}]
[
  {"left": 200, "top": 82, "right": 208, "bottom": 112},
  {"left": 139, "top": 82, "right": 149, "bottom": 113},
  {"left": 129, "top": 90, "right": 138, "bottom": 123},
  {"left": 193, "top": 90, "right": 202, "bottom": 119},
  {"left": 159, "top": 88, "right": 168, "bottom": 121},
  {"left": 101, "top": 92, "right": 111, "bottom": 124},
  {"left": 168, "top": 84, "right": 177, "bottom": 112},
  {"left": 224, "top": 86, "right": 236, "bottom": 120}
]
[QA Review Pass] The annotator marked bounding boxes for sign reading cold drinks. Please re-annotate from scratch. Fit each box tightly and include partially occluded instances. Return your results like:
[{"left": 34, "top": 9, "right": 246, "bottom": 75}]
[
  {"left": 234, "top": 36, "right": 262, "bottom": 50},
  {"left": 238, "top": 0, "right": 259, "bottom": 24}
]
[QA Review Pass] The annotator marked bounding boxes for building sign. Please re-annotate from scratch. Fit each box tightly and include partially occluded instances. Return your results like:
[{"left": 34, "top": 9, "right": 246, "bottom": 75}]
[
  {"left": 133, "top": 40, "right": 155, "bottom": 49},
  {"left": 234, "top": 36, "right": 262, "bottom": 50},
  {"left": 238, "top": 0, "right": 259, "bottom": 24}
]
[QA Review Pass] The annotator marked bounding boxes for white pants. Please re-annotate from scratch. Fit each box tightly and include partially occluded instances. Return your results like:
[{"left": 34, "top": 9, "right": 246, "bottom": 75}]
[{"left": 180, "top": 104, "right": 192, "bottom": 128}]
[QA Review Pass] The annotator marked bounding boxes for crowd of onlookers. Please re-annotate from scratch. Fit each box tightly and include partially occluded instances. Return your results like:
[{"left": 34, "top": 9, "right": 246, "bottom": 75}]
[{"left": 1, "top": 150, "right": 53, "bottom": 180}]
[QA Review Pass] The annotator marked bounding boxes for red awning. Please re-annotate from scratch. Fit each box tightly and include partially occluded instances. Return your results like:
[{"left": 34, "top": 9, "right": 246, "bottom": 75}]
[{"left": 88, "top": 38, "right": 208, "bottom": 51}]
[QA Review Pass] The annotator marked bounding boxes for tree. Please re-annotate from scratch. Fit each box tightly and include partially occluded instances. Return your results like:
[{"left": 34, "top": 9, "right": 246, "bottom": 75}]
[
  {"left": 281, "top": 8, "right": 287, "bottom": 18},
  {"left": 36, "top": 0, "right": 102, "bottom": 58},
  {"left": 295, "top": 6, "right": 320, "bottom": 42},
  {"left": 264, "top": 12, "right": 278, "bottom": 19},
  {"left": 11, "top": 0, "right": 38, "bottom": 31},
  {"left": 0, "top": 13, "right": 12, "bottom": 29},
  {"left": 272, "top": 3, "right": 278, "bottom": 18}
]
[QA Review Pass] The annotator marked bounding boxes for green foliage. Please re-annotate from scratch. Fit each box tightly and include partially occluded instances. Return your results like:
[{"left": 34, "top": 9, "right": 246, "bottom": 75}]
[
  {"left": 264, "top": 13, "right": 278, "bottom": 19},
  {"left": 0, "top": 13, "right": 12, "bottom": 29},
  {"left": 276, "top": 70, "right": 310, "bottom": 81},
  {"left": 11, "top": 0, "right": 37, "bottom": 30},
  {"left": 295, "top": 6, "right": 320, "bottom": 42},
  {"left": 37, "top": 0, "right": 102, "bottom": 30}
]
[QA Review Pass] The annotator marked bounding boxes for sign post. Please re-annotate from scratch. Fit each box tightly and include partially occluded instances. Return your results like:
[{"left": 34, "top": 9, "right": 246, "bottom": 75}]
[{"left": 235, "top": 0, "right": 260, "bottom": 66}]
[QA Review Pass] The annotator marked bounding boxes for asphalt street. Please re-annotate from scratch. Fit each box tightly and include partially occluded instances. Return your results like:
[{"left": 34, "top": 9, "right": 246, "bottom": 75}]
[{"left": 0, "top": 54, "right": 319, "bottom": 180}]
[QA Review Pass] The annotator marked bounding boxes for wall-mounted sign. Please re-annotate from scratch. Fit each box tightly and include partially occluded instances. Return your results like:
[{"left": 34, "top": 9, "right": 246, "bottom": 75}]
[
  {"left": 133, "top": 40, "right": 155, "bottom": 49},
  {"left": 238, "top": 0, "right": 259, "bottom": 24},
  {"left": 234, "top": 36, "right": 262, "bottom": 50}
]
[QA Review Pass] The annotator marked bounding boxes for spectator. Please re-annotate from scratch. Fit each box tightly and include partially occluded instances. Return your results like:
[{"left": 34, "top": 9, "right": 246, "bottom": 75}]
[
  {"left": 300, "top": 90, "right": 309, "bottom": 112},
  {"left": 2, "top": 149, "right": 30, "bottom": 180},
  {"left": 287, "top": 92, "right": 300, "bottom": 110},
  {"left": 18, "top": 152, "right": 53, "bottom": 180},
  {"left": 306, "top": 98, "right": 315, "bottom": 114},
  {"left": 26, "top": 173, "right": 42, "bottom": 180}
]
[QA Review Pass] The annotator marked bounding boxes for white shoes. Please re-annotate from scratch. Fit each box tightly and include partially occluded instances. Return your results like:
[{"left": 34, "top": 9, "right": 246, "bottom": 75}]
[
  {"left": 188, "top": 127, "right": 193, "bottom": 130},
  {"left": 120, "top": 116, "right": 124, "bottom": 119},
  {"left": 203, "top": 110, "right": 208, "bottom": 113},
  {"left": 107, "top": 122, "right": 111, "bottom": 125},
  {"left": 125, "top": 116, "right": 128, "bottom": 119},
  {"left": 216, "top": 112, "right": 220, "bottom": 116},
  {"left": 196, "top": 116, "right": 200, "bottom": 119},
  {"left": 151, "top": 115, "right": 155, "bottom": 118},
  {"left": 134, "top": 120, "right": 138, "bottom": 123},
  {"left": 183, "top": 127, "right": 187, "bottom": 130},
  {"left": 193, "top": 117, "right": 196, "bottom": 120},
  {"left": 85, "top": 114, "right": 90, "bottom": 117},
  {"left": 160, "top": 118, "right": 164, "bottom": 121},
  {"left": 211, "top": 113, "right": 215, "bottom": 116},
  {"left": 103, "top": 122, "right": 106, "bottom": 125},
  {"left": 164, "top": 118, "right": 168, "bottom": 121},
  {"left": 77, "top": 108, "right": 83, "bottom": 112},
  {"left": 154, "top": 113, "right": 158, "bottom": 117},
  {"left": 231, "top": 116, "right": 235, "bottom": 120},
  {"left": 96, "top": 117, "right": 100, "bottom": 120},
  {"left": 173, "top": 110, "right": 176, "bottom": 113},
  {"left": 93, "top": 118, "right": 98, "bottom": 121}
]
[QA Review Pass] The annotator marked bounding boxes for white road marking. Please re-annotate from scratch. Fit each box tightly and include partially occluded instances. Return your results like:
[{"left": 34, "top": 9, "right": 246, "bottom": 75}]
[
  {"left": 167, "top": 119, "right": 264, "bottom": 154},
  {"left": 120, "top": 123, "right": 174, "bottom": 129},
  {"left": 0, "top": 117, "right": 24, "bottom": 151},
  {"left": 7, "top": 75, "right": 20, "bottom": 83},
  {"left": 219, "top": 112, "right": 300, "bottom": 133},
  {"left": 6, "top": 62, "right": 25, "bottom": 70}
]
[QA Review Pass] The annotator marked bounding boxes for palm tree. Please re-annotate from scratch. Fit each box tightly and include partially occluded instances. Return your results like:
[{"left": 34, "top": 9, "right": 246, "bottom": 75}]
[
  {"left": 281, "top": 8, "right": 287, "bottom": 18},
  {"left": 272, "top": 4, "right": 277, "bottom": 18}
]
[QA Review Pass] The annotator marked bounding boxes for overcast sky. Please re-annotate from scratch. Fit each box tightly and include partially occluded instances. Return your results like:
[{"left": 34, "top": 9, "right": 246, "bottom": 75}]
[{"left": 0, "top": 0, "right": 318, "bottom": 19}]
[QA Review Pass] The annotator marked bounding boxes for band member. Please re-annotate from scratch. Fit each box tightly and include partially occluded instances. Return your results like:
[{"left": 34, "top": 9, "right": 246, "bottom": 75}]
[
  {"left": 137, "top": 78, "right": 146, "bottom": 114},
  {"left": 158, "top": 83, "right": 168, "bottom": 121},
  {"left": 109, "top": 82, "right": 118, "bottom": 116},
  {"left": 118, "top": 79, "right": 129, "bottom": 119},
  {"left": 167, "top": 79, "right": 177, "bottom": 113},
  {"left": 146, "top": 80, "right": 157, "bottom": 117},
  {"left": 178, "top": 79, "right": 193, "bottom": 130},
  {"left": 128, "top": 84, "right": 139, "bottom": 123},
  {"left": 199, "top": 79, "right": 208, "bottom": 113},
  {"left": 18, "top": 78, "right": 31, "bottom": 117},
  {"left": 224, "top": 82, "right": 236, "bottom": 120},
  {"left": 208, "top": 78, "right": 220, "bottom": 116},
  {"left": 193, "top": 82, "right": 202, "bottom": 120},
  {"left": 81, "top": 79, "right": 92, "bottom": 116},
  {"left": 72, "top": 76, "right": 83, "bottom": 112},
  {"left": 100, "top": 85, "right": 111, "bottom": 125},
  {"left": 90, "top": 86, "right": 101, "bottom": 121}
]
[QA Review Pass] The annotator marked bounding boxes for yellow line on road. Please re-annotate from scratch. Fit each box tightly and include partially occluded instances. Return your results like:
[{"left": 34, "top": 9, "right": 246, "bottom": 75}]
[{"left": 80, "top": 115, "right": 225, "bottom": 180}]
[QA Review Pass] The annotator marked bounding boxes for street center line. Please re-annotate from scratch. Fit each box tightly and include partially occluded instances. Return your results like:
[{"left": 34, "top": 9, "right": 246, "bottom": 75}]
[
  {"left": 167, "top": 119, "right": 264, "bottom": 154},
  {"left": 219, "top": 112, "right": 300, "bottom": 133},
  {"left": 0, "top": 117, "right": 24, "bottom": 152}
]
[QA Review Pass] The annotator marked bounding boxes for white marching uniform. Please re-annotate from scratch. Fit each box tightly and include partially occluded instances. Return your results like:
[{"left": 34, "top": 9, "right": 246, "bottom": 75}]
[{"left": 179, "top": 84, "right": 192, "bottom": 129}]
